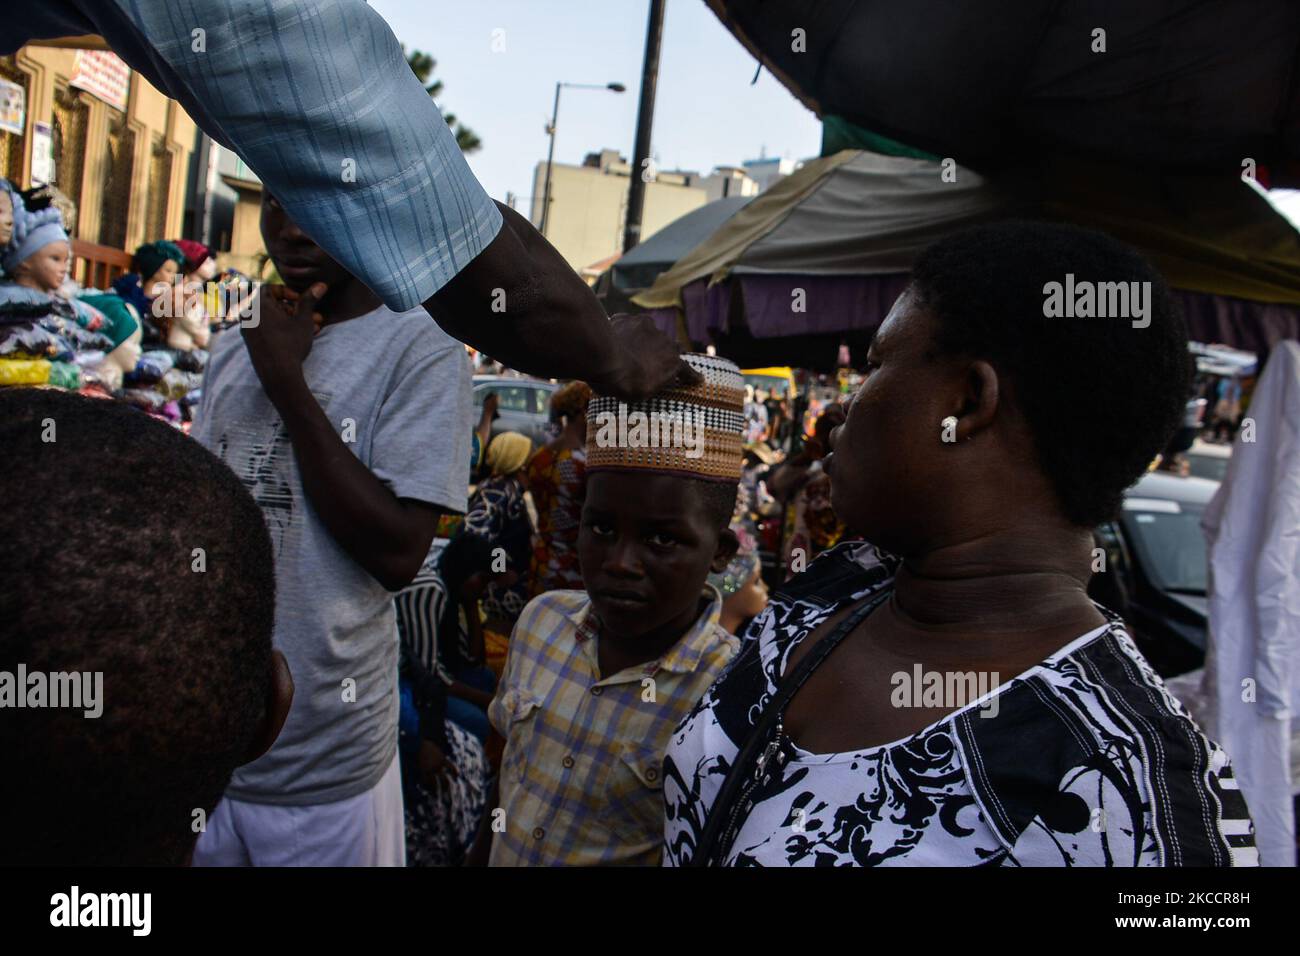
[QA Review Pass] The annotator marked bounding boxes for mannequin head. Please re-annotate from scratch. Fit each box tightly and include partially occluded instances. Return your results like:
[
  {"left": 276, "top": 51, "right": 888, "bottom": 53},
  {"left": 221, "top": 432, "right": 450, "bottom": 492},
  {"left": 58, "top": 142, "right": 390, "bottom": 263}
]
[
  {"left": 173, "top": 238, "right": 217, "bottom": 284},
  {"left": 80, "top": 294, "right": 141, "bottom": 390},
  {"left": 0, "top": 179, "right": 19, "bottom": 248},
  {"left": 89, "top": 324, "right": 143, "bottom": 392},
  {"left": 2, "top": 205, "right": 70, "bottom": 289},
  {"left": 167, "top": 278, "right": 210, "bottom": 351},
  {"left": 131, "top": 240, "right": 185, "bottom": 300},
  {"left": 708, "top": 550, "right": 769, "bottom": 636},
  {"left": 11, "top": 238, "right": 71, "bottom": 292},
  {"left": 109, "top": 323, "right": 144, "bottom": 373}
]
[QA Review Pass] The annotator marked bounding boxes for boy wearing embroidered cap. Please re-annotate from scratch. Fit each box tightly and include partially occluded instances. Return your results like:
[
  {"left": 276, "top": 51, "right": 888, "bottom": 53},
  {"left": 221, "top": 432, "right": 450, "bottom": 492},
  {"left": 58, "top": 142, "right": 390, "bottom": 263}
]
[{"left": 477, "top": 354, "right": 746, "bottom": 866}]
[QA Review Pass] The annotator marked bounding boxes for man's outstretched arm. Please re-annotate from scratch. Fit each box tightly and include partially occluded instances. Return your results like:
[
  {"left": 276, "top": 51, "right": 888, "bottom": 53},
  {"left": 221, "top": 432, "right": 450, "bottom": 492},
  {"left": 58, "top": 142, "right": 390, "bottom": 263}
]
[{"left": 425, "top": 203, "right": 695, "bottom": 400}]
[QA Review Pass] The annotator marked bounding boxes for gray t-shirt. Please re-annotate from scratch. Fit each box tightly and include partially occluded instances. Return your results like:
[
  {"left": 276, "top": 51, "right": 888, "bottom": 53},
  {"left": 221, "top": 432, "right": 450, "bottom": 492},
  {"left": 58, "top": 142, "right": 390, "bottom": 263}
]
[{"left": 192, "top": 304, "right": 471, "bottom": 805}]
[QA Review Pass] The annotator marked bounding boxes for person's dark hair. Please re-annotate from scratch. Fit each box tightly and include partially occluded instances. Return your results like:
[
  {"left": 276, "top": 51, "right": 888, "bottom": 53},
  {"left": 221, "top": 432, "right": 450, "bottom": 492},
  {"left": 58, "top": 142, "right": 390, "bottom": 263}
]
[
  {"left": 436, "top": 532, "right": 499, "bottom": 662},
  {"left": 439, "top": 532, "right": 499, "bottom": 598},
  {"left": 694, "top": 479, "right": 739, "bottom": 532},
  {"left": 0, "top": 390, "right": 276, "bottom": 865},
  {"left": 910, "top": 220, "right": 1192, "bottom": 527}
]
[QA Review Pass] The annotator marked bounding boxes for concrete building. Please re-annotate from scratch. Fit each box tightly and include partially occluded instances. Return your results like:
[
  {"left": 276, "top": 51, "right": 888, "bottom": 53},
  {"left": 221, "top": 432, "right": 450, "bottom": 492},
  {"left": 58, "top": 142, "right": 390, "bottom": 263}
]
[
  {"left": 528, "top": 148, "right": 804, "bottom": 274},
  {"left": 184, "top": 136, "right": 267, "bottom": 278},
  {"left": 1, "top": 45, "right": 195, "bottom": 261},
  {"left": 743, "top": 156, "right": 801, "bottom": 192},
  {"left": 530, "top": 148, "right": 710, "bottom": 274},
  {"left": 690, "top": 165, "right": 762, "bottom": 202}
]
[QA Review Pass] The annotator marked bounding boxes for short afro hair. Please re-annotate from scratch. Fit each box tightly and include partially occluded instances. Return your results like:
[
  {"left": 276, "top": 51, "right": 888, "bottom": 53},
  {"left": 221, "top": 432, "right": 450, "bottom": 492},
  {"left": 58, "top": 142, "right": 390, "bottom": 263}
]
[
  {"left": 910, "top": 220, "right": 1192, "bottom": 527},
  {"left": 693, "top": 478, "right": 739, "bottom": 532},
  {"left": 0, "top": 390, "right": 276, "bottom": 865}
]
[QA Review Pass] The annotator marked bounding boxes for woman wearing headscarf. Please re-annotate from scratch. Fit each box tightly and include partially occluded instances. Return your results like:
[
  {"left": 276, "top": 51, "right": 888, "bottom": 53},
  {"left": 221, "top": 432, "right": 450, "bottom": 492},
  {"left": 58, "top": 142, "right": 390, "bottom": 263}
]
[
  {"left": 524, "top": 380, "right": 592, "bottom": 596},
  {"left": 463, "top": 431, "right": 535, "bottom": 631},
  {"left": 665, "top": 221, "right": 1256, "bottom": 868}
]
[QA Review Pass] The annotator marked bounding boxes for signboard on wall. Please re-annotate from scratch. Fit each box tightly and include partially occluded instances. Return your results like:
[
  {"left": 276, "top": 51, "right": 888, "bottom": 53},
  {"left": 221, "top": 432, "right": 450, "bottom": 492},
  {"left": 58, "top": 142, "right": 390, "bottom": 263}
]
[
  {"left": 0, "top": 79, "right": 24, "bottom": 136},
  {"left": 30, "top": 122, "right": 53, "bottom": 186},
  {"left": 69, "top": 50, "right": 131, "bottom": 111}
]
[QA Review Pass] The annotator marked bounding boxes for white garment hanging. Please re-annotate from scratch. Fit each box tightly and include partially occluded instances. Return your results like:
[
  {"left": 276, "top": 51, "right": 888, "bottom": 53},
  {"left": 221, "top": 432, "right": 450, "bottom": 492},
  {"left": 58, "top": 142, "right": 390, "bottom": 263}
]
[{"left": 1202, "top": 340, "right": 1300, "bottom": 867}]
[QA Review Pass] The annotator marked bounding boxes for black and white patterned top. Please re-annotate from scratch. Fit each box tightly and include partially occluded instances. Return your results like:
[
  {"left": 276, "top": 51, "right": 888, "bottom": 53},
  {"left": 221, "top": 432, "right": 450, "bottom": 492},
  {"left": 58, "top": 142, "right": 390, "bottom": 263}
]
[{"left": 663, "top": 542, "right": 1257, "bottom": 867}]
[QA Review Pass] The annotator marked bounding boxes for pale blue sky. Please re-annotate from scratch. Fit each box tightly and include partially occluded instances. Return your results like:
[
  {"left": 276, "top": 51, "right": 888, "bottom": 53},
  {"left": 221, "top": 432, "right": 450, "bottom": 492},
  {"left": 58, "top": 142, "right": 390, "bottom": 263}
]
[
  {"left": 369, "top": 0, "right": 824, "bottom": 206},
  {"left": 369, "top": 1, "right": 1300, "bottom": 234}
]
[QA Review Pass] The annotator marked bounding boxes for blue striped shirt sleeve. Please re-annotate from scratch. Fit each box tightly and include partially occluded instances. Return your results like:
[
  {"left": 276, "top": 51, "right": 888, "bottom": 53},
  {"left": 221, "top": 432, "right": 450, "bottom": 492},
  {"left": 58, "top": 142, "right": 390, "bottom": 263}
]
[{"left": 45, "top": 0, "right": 503, "bottom": 310}]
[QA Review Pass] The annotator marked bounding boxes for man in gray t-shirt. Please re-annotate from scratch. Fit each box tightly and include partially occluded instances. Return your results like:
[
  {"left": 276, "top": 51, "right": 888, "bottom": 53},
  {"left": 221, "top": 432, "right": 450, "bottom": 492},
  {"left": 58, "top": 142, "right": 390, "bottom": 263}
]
[{"left": 190, "top": 192, "right": 470, "bottom": 866}]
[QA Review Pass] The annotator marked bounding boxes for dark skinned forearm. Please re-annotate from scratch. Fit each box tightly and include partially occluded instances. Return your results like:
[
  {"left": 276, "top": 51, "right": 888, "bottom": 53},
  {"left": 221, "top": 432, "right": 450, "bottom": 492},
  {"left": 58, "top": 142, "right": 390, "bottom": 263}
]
[
  {"left": 423, "top": 203, "right": 622, "bottom": 383},
  {"left": 267, "top": 372, "right": 440, "bottom": 591},
  {"left": 425, "top": 202, "right": 698, "bottom": 402}
]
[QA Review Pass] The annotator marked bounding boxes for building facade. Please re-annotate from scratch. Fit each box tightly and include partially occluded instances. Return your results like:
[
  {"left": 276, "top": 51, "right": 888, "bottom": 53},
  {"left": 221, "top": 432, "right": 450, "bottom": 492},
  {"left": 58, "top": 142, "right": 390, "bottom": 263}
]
[
  {"left": 529, "top": 148, "right": 801, "bottom": 274},
  {"left": 531, "top": 149, "right": 711, "bottom": 273},
  {"left": 183, "top": 135, "right": 267, "bottom": 278},
  {"left": 1, "top": 44, "right": 195, "bottom": 263}
]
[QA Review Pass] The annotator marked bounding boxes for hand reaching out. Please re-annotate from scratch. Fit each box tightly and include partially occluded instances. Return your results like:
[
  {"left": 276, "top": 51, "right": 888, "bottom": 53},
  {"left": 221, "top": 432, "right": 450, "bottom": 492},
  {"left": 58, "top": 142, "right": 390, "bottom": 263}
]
[{"left": 588, "top": 313, "right": 702, "bottom": 401}]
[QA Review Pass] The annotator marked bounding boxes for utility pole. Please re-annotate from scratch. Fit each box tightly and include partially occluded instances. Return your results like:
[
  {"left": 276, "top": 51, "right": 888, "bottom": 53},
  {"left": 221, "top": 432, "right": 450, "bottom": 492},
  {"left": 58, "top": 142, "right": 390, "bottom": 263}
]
[
  {"left": 539, "top": 81, "right": 625, "bottom": 237},
  {"left": 539, "top": 82, "right": 562, "bottom": 237},
  {"left": 622, "top": 0, "right": 666, "bottom": 253}
]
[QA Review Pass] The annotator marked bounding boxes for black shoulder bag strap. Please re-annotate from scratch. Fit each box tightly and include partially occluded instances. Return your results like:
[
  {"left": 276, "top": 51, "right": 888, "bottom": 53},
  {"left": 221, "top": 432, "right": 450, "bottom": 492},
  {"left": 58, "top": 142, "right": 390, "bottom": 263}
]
[{"left": 690, "top": 587, "right": 892, "bottom": 866}]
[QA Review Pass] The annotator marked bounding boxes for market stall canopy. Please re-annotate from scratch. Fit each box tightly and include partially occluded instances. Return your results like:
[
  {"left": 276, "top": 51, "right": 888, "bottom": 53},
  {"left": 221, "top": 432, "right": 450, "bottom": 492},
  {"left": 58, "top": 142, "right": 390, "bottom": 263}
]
[
  {"left": 594, "top": 196, "right": 753, "bottom": 315},
  {"left": 633, "top": 150, "right": 1300, "bottom": 367},
  {"left": 611, "top": 196, "right": 753, "bottom": 292},
  {"left": 705, "top": 0, "right": 1300, "bottom": 187}
]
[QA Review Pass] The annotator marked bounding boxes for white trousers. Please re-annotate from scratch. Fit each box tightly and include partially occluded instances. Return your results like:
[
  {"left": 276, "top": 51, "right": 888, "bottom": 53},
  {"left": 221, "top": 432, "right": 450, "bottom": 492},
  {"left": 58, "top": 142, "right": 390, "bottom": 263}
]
[{"left": 193, "top": 750, "right": 405, "bottom": 867}]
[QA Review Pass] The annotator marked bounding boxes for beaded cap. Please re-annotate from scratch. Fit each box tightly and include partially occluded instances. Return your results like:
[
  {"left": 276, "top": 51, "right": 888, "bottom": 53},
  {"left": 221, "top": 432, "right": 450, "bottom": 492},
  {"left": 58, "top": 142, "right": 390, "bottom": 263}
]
[{"left": 586, "top": 353, "right": 745, "bottom": 482}]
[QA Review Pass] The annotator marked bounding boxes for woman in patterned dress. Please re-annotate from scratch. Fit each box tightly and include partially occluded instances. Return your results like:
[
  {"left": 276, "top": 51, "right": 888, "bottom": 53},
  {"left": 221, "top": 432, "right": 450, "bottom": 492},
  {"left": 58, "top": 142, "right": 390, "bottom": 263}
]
[
  {"left": 463, "top": 431, "right": 534, "bottom": 628},
  {"left": 664, "top": 222, "right": 1257, "bottom": 867},
  {"left": 524, "top": 380, "right": 591, "bottom": 597}
]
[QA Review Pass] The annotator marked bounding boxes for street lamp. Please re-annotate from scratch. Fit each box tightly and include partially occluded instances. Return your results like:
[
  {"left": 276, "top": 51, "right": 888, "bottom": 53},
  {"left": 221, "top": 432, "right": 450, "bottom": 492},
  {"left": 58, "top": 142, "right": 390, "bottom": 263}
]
[{"left": 539, "top": 81, "right": 626, "bottom": 237}]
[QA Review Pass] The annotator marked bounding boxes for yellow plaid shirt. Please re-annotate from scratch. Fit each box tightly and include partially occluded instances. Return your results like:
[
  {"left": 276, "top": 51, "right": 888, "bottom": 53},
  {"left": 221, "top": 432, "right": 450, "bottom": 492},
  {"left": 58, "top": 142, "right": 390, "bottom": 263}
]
[{"left": 487, "top": 588, "right": 739, "bottom": 866}]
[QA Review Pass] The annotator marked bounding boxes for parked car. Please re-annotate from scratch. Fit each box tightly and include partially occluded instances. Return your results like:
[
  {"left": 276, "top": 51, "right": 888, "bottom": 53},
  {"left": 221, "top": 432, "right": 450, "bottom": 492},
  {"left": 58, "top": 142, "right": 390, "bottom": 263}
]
[
  {"left": 1185, "top": 438, "right": 1232, "bottom": 483},
  {"left": 471, "top": 376, "right": 560, "bottom": 447},
  {"left": 1090, "top": 471, "right": 1220, "bottom": 678}
]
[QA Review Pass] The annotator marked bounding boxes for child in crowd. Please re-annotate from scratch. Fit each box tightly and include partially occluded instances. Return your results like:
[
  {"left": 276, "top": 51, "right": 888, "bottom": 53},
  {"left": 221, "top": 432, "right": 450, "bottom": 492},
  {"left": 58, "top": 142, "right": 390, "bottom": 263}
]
[{"left": 477, "top": 353, "right": 747, "bottom": 866}]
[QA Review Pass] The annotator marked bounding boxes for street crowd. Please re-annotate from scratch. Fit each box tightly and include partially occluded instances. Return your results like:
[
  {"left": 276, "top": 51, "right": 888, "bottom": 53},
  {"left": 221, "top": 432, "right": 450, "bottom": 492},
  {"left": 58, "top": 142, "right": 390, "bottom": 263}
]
[{"left": 1, "top": 0, "right": 1258, "bottom": 868}]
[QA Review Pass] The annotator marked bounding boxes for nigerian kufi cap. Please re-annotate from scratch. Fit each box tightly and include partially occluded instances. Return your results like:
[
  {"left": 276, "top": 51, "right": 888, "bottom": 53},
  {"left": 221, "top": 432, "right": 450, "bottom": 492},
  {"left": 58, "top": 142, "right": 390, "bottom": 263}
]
[{"left": 586, "top": 353, "right": 746, "bottom": 482}]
